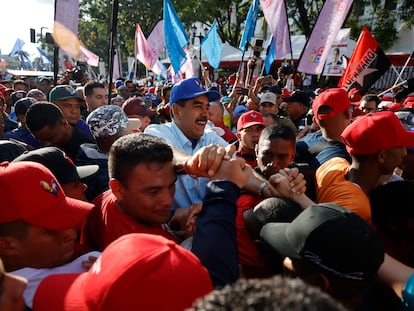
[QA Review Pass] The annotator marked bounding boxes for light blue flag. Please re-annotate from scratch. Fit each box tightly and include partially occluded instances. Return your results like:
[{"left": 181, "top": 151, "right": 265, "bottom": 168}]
[
  {"left": 37, "top": 47, "right": 51, "bottom": 64},
  {"left": 9, "top": 39, "right": 26, "bottom": 57},
  {"left": 163, "top": 0, "right": 189, "bottom": 74},
  {"left": 264, "top": 36, "right": 275, "bottom": 74},
  {"left": 200, "top": 20, "right": 222, "bottom": 69},
  {"left": 238, "top": 0, "right": 259, "bottom": 51}
]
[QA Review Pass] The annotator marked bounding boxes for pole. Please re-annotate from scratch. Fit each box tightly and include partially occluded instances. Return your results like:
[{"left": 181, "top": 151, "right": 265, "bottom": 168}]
[
  {"left": 392, "top": 51, "right": 414, "bottom": 86},
  {"left": 108, "top": 0, "right": 119, "bottom": 104},
  {"left": 199, "top": 35, "right": 203, "bottom": 79},
  {"left": 377, "top": 79, "right": 408, "bottom": 97},
  {"left": 53, "top": 0, "right": 58, "bottom": 85}
]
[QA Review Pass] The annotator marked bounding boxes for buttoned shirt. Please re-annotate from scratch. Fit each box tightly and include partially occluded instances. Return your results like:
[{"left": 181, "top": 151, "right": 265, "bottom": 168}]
[{"left": 145, "top": 121, "right": 228, "bottom": 211}]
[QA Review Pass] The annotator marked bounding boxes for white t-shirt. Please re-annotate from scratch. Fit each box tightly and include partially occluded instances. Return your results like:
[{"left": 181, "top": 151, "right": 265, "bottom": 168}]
[{"left": 11, "top": 251, "right": 101, "bottom": 308}]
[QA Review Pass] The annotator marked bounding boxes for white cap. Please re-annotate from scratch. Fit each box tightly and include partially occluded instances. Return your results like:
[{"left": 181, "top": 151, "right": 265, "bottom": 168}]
[{"left": 260, "top": 92, "right": 277, "bottom": 105}]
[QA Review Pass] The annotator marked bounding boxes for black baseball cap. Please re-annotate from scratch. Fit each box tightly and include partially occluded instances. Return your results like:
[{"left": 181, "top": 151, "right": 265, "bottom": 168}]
[
  {"left": 260, "top": 203, "right": 384, "bottom": 281},
  {"left": 283, "top": 91, "right": 311, "bottom": 107},
  {"left": 13, "top": 147, "right": 99, "bottom": 185},
  {"left": 14, "top": 97, "right": 37, "bottom": 116},
  {"left": 11, "top": 90, "right": 27, "bottom": 105}
]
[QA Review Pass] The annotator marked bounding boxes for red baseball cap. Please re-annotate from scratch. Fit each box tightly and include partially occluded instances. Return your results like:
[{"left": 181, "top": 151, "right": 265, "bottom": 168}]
[
  {"left": 33, "top": 234, "right": 213, "bottom": 311},
  {"left": 348, "top": 87, "right": 363, "bottom": 103},
  {"left": 0, "top": 84, "right": 13, "bottom": 95},
  {"left": 237, "top": 110, "right": 265, "bottom": 132},
  {"left": 122, "top": 97, "right": 155, "bottom": 117},
  {"left": 403, "top": 96, "right": 414, "bottom": 109},
  {"left": 312, "top": 88, "right": 351, "bottom": 120},
  {"left": 0, "top": 162, "right": 93, "bottom": 230},
  {"left": 341, "top": 111, "right": 414, "bottom": 155}
]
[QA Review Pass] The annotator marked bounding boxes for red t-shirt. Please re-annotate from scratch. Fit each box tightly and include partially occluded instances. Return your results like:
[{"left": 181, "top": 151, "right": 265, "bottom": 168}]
[
  {"left": 81, "top": 190, "right": 176, "bottom": 251},
  {"left": 236, "top": 192, "right": 274, "bottom": 278},
  {"left": 235, "top": 147, "right": 257, "bottom": 168}
]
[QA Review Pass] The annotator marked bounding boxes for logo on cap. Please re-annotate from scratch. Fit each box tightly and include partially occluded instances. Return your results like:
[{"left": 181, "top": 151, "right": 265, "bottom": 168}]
[
  {"left": 40, "top": 179, "right": 58, "bottom": 195},
  {"left": 65, "top": 85, "right": 76, "bottom": 95},
  {"left": 195, "top": 80, "right": 200, "bottom": 87}
]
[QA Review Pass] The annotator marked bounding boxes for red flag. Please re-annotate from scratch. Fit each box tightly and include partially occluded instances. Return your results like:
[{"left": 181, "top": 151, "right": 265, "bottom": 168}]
[{"left": 339, "top": 27, "right": 391, "bottom": 91}]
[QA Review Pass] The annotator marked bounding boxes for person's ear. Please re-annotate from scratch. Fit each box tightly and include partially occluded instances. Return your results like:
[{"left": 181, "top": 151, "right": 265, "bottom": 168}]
[
  {"left": 171, "top": 104, "right": 182, "bottom": 121},
  {"left": 109, "top": 179, "right": 125, "bottom": 201},
  {"left": 309, "top": 273, "right": 331, "bottom": 293},
  {"left": 377, "top": 151, "right": 386, "bottom": 164}
]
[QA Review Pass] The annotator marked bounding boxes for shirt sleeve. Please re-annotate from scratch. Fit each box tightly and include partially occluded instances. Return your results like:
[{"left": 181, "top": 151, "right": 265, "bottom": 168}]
[{"left": 191, "top": 180, "right": 240, "bottom": 289}]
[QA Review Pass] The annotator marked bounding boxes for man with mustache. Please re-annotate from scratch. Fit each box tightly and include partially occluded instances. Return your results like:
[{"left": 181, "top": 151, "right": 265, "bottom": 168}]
[{"left": 145, "top": 77, "right": 228, "bottom": 227}]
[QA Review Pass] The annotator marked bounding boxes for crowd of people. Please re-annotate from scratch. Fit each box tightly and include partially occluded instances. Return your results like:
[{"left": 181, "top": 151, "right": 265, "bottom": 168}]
[{"left": 0, "top": 61, "right": 414, "bottom": 310}]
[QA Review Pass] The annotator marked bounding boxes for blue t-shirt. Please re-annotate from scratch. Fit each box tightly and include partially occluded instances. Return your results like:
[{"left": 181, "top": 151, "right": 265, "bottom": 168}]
[{"left": 295, "top": 130, "right": 351, "bottom": 170}]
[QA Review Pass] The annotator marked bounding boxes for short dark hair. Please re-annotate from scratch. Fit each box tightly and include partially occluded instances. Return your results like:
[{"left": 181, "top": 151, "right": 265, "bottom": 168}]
[
  {"left": 162, "top": 83, "right": 173, "bottom": 97},
  {"left": 259, "top": 124, "right": 296, "bottom": 146},
  {"left": 108, "top": 133, "right": 173, "bottom": 184},
  {"left": 361, "top": 94, "right": 380, "bottom": 107},
  {"left": 13, "top": 79, "right": 27, "bottom": 88},
  {"left": 26, "top": 101, "right": 64, "bottom": 132},
  {"left": 84, "top": 81, "right": 105, "bottom": 97},
  {"left": 190, "top": 275, "right": 347, "bottom": 310}
]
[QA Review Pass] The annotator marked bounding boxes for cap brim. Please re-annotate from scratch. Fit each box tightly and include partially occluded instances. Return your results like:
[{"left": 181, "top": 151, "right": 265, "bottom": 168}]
[
  {"left": 28, "top": 197, "right": 93, "bottom": 231},
  {"left": 54, "top": 95, "right": 83, "bottom": 102},
  {"left": 239, "top": 121, "right": 265, "bottom": 130},
  {"left": 208, "top": 126, "right": 225, "bottom": 137},
  {"left": 260, "top": 223, "right": 302, "bottom": 259},
  {"left": 33, "top": 272, "right": 88, "bottom": 310},
  {"left": 76, "top": 165, "right": 99, "bottom": 179}
]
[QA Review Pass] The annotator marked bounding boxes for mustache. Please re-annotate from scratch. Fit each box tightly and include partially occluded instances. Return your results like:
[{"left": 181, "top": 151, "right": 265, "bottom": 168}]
[{"left": 196, "top": 116, "right": 208, "bottom": 122}]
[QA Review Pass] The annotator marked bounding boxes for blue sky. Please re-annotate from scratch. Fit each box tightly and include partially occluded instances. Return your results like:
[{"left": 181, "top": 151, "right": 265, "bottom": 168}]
[{"left": 0, "top": 0, "right": 54, "bottom": 54}]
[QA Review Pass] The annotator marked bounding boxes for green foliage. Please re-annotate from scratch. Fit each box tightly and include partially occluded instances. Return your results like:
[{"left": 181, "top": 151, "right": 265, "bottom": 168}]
[{"left": 78, "top": 0, "right": 413, "bottom": 71}]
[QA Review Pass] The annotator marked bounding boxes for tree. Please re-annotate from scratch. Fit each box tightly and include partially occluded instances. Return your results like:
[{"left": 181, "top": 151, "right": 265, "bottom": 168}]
[{"left": 78, "top": 0, "right": 253, "bottom": 69}]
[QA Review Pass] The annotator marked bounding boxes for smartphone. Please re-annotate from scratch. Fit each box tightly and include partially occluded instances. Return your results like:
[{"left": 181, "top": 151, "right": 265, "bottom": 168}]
[
  {"left": 253, "top": 39, "right": 264, "bottom": 57},
  {"left": 235, "top": 86, "right": 249, "bottom": 95}
]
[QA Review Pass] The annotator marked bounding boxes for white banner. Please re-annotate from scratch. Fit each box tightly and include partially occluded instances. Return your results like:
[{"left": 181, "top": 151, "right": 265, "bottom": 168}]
[{"left": 323, "top": 28, "right": 350, "bottom": 76}]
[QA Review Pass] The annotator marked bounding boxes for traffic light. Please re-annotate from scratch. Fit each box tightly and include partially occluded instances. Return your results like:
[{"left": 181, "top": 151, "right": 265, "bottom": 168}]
[{"left": 30, "top": 28, "right": 36, "bottom": 43}]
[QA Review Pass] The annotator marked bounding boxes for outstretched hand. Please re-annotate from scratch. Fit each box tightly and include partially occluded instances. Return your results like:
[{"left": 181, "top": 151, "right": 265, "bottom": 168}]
[{"left": 185, "top": 144, "right": 231, "bottom": 177}]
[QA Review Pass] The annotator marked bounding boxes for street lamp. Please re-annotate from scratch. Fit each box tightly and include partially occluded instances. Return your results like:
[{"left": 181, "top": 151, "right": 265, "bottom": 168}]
[{"left": 191, "top": 24, "right": 209, "bottom": 78}]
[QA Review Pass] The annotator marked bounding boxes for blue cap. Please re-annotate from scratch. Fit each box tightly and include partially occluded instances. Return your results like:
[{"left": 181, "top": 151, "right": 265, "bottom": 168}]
[
  {"left": 115, "top": 80, "right": 124, "bottom": 89},
  {"left": 144, "top": 93, "right": 160, "bottom": 105},
  {"left": 233, "top": 105, "right": 249, "bottom": 118},
  {"left": 170, "top": 78, "right": 220, "bottom": 105},
  {"left": 220, "top": 96, "right": 232, "bottom": 104}
]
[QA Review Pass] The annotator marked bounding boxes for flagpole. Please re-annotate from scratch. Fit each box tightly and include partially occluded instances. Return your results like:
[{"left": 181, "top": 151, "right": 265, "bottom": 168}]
[
  {"left": 283, "top": 0, "right": 293, "bottom": 61},
  {"left": 53, "top": 0, "right": 59, "bottom": 85},
  {"left": 392, "top": 51, "right": 414, "bottom": 86},
  {"left": 261, "top": 43, "right": 271, "bottom": 76},
  {"left": 377, "top": 79, "right": 407, "bottom": 97},
  {"left": 108, "top": 0, "right": 119, "bottom": 104}
]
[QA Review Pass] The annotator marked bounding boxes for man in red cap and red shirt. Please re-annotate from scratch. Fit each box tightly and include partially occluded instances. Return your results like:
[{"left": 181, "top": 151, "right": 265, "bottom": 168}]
[
  {"left": 235, "top": 110, "right": 265, "bottom": 168},
  {"left": 0, "top": 161, "right": 96, "bottom": 308}
]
